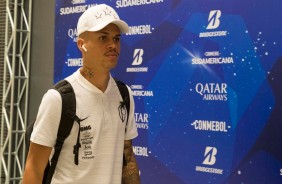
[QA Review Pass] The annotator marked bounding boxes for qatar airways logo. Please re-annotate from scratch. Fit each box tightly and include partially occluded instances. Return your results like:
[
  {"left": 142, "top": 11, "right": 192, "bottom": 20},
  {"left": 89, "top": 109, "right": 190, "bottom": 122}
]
[
  {"left": 199, "top": 10, "right": 228, "bottom": 38},
  {"left": 68, "top": 28, "right": 78, "bottom": 42},
  {"left": 134, "top": 113, "right": 149, "bottom": 129},
  {"left": 195, "top": 83, "right": 228, "bottom": 101},
  {"left": 126, "top": 49, "right": 148, "bottom": 72}
]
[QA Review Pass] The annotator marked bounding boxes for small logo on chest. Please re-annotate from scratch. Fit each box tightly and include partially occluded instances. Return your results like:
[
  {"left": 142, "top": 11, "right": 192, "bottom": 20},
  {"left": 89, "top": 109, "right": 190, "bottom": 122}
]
[{"left": 80, "top": 125, "right": 91, "bottom": 132}]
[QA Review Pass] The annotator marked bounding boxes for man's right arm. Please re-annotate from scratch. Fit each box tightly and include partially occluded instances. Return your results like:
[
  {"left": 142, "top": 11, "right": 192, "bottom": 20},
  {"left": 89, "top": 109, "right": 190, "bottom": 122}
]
[{"left": 22, "top": 141, "right": 52, "bottom": 184}]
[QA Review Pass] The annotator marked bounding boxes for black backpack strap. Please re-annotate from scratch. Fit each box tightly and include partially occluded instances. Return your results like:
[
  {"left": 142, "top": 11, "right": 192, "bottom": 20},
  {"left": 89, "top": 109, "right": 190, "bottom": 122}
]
[
  {"left": 114, "top": 78, "right": 131, "bottom": 167},
  {"left": 114, "top": 78, "right": 130, "bottom": 129},
  {"left": 45, "top": 80, "right": 76, "bottom": 184},
  {"left": 73, "top": 115, "right": 88, "bottom": 165}
]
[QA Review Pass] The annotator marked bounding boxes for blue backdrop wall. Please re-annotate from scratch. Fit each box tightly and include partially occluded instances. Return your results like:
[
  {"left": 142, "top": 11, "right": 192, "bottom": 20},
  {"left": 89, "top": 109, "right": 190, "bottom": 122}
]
[{"left": 54, "top": 0, "right": 282, "bottom": 183}]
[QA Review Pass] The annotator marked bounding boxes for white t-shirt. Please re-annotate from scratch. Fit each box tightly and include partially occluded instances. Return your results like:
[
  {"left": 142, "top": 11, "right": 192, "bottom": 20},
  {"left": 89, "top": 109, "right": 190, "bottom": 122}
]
[{"left": 31, "top": 69, "right": 138, "bottom": 184}]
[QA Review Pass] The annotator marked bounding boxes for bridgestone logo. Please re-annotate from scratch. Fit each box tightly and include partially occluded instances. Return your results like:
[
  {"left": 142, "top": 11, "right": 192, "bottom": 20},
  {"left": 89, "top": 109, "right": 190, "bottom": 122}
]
[
  {"left": 195, "top": 166, "right": 223, "bottom": 174},
  {"left": 126, "top": 67, "right": 148, "bottom": 72},
  {"left": 199, "top": 31, "right": 227, "bottom": 37}
]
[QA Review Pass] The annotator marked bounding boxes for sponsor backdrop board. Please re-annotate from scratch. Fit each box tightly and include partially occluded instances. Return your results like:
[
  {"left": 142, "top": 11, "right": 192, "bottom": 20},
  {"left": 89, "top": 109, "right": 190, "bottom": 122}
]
[{"left": 55, "top": 0, "right": 282, "bottom": 183}]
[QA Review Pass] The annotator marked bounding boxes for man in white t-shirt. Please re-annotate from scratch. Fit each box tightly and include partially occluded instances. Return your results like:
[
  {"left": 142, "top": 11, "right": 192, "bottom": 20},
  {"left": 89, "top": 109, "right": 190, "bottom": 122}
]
[{"left": 23, "top": 4, "right": 140, "bottom": 184}]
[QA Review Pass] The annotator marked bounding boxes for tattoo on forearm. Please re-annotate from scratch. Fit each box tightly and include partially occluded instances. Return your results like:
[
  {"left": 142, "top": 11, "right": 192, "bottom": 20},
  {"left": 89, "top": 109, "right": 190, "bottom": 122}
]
[{"left": 122, "top": 141, "right": 140, "bottom": 184}]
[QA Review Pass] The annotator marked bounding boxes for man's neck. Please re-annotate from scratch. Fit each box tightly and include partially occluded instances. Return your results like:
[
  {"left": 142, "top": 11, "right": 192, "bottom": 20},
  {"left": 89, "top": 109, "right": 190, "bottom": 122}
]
[{"left": 80, "top": 67, "right": 110, "bottom": 92}]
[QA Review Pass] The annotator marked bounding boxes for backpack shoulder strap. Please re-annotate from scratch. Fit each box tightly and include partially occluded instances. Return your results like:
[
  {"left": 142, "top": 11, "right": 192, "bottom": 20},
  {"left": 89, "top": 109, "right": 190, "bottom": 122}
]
[
  {"left": 114, "top": 78, "right": 130, "bottom": 129},
  {"left": 53, "top": 80, "right": 76, "bottom": 139},
  {"left": 45, "top": 79, "right": 76, "bottom": 184},
  {"left": 114, "top": 78, "right": 132, "bottom": 167}
]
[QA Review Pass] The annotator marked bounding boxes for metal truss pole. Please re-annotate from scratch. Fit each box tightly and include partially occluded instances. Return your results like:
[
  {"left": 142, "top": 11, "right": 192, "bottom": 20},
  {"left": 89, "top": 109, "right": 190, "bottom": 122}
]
[{"left": 0, "top": 0, "right": 32, "bottom": 183}]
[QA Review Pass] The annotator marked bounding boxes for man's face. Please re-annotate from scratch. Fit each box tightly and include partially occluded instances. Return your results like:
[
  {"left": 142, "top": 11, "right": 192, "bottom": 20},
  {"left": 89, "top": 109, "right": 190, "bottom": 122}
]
[{"left": 83, "top": 23, "right": 121, "bottom": 72}]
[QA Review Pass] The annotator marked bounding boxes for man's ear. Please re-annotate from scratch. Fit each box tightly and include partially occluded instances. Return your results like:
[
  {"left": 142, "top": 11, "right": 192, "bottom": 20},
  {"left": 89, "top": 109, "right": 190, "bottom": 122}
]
[{"left": 77, "top": 38, "right": 85, "bottom": 52}]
